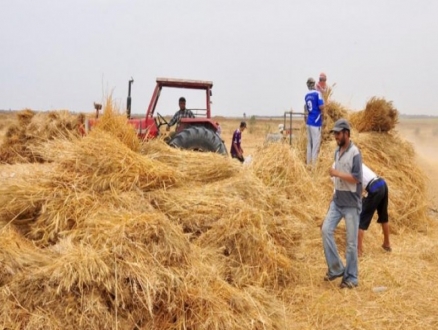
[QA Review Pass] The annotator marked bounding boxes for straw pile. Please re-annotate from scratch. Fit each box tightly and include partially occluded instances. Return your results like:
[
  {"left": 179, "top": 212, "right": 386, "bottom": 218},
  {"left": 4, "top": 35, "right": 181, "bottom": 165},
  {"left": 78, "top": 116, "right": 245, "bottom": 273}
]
[
  {"left": 0, "top": 107, "right": 300, "bottom": 329},
  {"left": 349, "top": 97, "right": 399, "bottom": 132},
  {"left": 354, "top": 132, "right": 430, "bottom": 232},
  {"left": 322, "top": 100, "right": 349, "bottom": 141},
  {"left": 92, "top": 98, "right": 140, "bottom": 152},
  {"left": 0, "top": 109, "right": 84, "bottom": 164},
  {"left": 141, "top": 139, "right": 241, "bottom": 183},
  {"left": 0, "top": 97, "right": 435, "bottom": 329}
]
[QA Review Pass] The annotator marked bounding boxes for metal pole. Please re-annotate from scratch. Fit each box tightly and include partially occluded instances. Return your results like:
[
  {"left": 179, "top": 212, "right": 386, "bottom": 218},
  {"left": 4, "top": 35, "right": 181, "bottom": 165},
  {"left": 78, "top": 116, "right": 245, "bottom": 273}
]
[{"left": 127, "top": 77, "right": 134, "bottom": 118}]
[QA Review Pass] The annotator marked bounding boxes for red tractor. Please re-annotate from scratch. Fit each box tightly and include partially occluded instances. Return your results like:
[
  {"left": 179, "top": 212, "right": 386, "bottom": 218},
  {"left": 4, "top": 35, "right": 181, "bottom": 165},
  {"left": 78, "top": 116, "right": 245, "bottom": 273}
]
[{"left": 86, "top": 77, "right": 227, "bottom": 154}]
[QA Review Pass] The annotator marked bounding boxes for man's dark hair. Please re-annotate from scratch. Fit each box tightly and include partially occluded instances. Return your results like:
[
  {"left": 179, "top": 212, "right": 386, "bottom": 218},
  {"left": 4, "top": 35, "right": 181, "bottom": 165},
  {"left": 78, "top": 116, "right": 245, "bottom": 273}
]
[
  {"left": 179, "top": 97, "right": 186, "bottom": 102},
  {"left": 343, "top": 129, "right": 351, "bottom": 137},
  {"left": 240, "top": 121, "right": 247, "bottom": 128}
]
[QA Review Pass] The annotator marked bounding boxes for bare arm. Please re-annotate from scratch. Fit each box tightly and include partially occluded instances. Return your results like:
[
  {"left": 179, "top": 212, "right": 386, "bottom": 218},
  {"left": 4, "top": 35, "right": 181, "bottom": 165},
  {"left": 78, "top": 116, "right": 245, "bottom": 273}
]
[{"left": 329, "top": 168, "right": 359, "bottom": 184}]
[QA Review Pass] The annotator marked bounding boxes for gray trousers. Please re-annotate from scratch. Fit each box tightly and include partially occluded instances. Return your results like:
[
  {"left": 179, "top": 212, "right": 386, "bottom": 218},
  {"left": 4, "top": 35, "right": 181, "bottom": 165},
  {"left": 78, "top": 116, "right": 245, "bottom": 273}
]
[{"left": 306, "top": 125, "right": 321, "bottom": 165}]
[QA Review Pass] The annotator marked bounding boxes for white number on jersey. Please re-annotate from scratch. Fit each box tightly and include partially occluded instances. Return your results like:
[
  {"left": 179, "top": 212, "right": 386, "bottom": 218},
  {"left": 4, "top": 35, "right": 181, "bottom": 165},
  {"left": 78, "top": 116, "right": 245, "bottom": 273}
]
[{"left": 307, "top": 100, "right": 313, "bottom": 112}]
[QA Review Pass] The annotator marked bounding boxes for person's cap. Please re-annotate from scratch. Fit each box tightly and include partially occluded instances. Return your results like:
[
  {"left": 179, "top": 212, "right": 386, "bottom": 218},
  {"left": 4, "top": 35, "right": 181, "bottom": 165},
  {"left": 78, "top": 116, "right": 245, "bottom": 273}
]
[
  {"left": 278, "top": 123, "right": 284, "bottom": 131},
  {"left": 179, "top": 97, "right": 186, "bottom": 102},
  {"left": 306, "top": 77, "right": 315, "bottom": 85},
  {"left": 331, "top": 118, "right": 351, "bottom": 132},
  {"left": 240, "top": 121, "right": 247, "bottom": 128}
]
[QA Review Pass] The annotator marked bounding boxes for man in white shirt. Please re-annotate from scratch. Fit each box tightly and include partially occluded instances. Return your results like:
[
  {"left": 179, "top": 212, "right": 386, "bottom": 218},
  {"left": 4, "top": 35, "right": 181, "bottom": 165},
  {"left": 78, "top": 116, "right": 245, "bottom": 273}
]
[{"left": 358, "top": 164, "right": 391, "bottom": 256}]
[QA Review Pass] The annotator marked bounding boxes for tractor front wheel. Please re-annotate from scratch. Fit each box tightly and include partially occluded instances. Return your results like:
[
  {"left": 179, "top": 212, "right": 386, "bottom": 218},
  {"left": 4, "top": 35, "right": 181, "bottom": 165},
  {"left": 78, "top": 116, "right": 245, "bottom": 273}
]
[{"left": 169, "top": 126, "right": 227, "bottom": 155}]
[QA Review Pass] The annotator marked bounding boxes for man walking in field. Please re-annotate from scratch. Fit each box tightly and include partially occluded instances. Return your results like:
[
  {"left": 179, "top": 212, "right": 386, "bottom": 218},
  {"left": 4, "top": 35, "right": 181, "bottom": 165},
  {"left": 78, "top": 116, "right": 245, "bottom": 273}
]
[
  {"left": 358, "top": 164, "right": 391, "bottom": 256},
  {"left": 305, "top": 77, "right": 324, "bottom": 165},
  {"left": 322, "top": 118, "right": 362, "bottom": 289},
  {"left": 230, "top": 121, "right": 246, "bottom": 163}
]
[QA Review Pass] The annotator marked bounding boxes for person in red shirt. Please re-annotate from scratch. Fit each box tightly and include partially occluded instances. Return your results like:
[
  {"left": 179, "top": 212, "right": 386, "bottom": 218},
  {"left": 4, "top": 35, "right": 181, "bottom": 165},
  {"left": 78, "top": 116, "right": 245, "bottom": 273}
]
[{"left": 316, "top": 72, "right": 328, "bottom": 94}]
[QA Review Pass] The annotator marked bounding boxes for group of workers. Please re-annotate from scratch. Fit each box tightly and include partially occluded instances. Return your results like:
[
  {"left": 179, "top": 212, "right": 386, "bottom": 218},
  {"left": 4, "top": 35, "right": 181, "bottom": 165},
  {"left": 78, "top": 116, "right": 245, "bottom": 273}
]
[
  {"left": 306, "top": 74, "right": 391, "bottom": 288},
  {"left": 167, "top": 77, "right": 392, "bottom": 289}
]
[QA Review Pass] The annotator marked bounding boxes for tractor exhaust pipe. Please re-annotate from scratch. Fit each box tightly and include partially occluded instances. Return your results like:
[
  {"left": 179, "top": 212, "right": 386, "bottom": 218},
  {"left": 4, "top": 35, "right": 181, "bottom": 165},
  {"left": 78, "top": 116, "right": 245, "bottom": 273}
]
[{"left": 126, "top": 77, "right": 134, "bottom": 118}]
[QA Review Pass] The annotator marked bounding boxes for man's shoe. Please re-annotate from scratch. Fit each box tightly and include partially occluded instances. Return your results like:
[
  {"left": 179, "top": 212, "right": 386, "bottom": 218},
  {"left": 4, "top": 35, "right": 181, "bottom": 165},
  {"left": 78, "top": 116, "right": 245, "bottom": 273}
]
[
  {"left": 340, "top": 281, "right": 358, "bottom": 289},
  {"left": 324, "top": 271, "right": 344, "bottom": 281}
]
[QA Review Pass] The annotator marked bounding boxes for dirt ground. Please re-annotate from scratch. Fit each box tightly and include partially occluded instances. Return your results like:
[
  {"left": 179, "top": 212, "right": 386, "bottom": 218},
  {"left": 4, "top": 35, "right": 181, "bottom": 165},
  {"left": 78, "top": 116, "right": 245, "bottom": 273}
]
[{"left": 396, "top": 119, "right": 438, "bottom": 209}]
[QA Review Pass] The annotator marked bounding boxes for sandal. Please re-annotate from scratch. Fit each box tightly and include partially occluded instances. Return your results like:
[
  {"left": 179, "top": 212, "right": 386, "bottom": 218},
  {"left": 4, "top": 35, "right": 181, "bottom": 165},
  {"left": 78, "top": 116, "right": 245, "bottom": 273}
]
[{"left": 382, "top": 245, "right": 392, "bottom": 252}]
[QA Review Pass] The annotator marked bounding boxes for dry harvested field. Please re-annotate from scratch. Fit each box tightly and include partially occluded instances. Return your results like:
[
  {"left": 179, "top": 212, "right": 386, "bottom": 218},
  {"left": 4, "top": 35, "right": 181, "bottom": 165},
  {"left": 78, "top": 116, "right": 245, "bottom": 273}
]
[{"left": 0, "top": 103, "right": 437, "bottom": 329}]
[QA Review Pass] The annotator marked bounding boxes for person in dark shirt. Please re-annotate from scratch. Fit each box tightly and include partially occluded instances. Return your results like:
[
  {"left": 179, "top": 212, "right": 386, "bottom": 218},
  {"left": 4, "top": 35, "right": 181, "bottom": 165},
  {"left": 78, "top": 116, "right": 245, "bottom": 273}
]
[
  {"left": 230, "top": 121, "right": 247, "bottom": 163},
  {"left": 166, "top": 97, "right": 195, "bottom": 131}
]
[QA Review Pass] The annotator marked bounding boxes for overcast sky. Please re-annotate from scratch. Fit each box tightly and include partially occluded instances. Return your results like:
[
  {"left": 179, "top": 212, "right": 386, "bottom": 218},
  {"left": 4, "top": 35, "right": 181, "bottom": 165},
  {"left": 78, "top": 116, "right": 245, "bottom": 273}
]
[{"left": 1, "top": 0, "right": 437, "bottom": 116}]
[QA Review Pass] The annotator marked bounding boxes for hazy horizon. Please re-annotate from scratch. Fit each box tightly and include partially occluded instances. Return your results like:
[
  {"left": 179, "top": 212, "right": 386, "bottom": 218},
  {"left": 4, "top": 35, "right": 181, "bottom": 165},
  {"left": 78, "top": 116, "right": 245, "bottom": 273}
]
[{"left": 1, "top": 1, "right": 437, "bottom": 117}]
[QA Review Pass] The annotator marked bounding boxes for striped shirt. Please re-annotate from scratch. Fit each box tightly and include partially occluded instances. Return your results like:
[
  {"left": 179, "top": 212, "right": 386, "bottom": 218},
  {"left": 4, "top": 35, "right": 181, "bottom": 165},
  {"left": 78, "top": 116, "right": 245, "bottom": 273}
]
[{"left": 168, "top": 109, "right": 195, "bottom": 127}]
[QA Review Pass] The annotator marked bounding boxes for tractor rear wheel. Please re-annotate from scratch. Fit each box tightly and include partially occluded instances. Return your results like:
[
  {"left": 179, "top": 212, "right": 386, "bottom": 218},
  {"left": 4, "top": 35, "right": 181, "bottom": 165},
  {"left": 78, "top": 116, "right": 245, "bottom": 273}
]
[{"left": 169, "top": 126, "right": 227, "bottom": 155}]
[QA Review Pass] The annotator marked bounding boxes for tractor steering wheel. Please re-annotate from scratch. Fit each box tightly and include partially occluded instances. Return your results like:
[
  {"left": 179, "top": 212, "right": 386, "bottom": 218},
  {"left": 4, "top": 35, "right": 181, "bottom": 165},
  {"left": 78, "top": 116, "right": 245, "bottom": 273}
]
[{"left": 156, "top": 112, "right": 169, "bottom": 129}]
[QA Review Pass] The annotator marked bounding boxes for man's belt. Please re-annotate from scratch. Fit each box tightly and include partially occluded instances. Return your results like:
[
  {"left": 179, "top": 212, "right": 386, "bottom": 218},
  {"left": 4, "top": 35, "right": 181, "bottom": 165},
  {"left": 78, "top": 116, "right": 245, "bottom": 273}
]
[{"left": 366, "top": 176, "right": 384, "bottom": 193}]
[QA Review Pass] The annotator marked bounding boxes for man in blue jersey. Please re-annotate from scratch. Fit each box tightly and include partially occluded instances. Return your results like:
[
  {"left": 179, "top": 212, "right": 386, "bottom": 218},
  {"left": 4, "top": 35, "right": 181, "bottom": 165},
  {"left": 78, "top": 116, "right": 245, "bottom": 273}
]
[
  {"left": 305, "top": 77, "right": 325, "bottom": 165},
  {"left": 321, "top": 118, "right": 362, "bottom": 289}
]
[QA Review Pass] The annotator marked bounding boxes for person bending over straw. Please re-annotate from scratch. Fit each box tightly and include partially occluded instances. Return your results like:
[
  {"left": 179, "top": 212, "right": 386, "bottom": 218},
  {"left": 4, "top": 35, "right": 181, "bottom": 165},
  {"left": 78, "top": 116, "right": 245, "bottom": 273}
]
[
  {"left": 230, "top": 121, "right": 247, "bottom": 163},
  {"left": 321, "top": 118, "right": 362, "bottom": 289},
  {"left": 358, "top": 164, "right": 391, "bottom": 256}
]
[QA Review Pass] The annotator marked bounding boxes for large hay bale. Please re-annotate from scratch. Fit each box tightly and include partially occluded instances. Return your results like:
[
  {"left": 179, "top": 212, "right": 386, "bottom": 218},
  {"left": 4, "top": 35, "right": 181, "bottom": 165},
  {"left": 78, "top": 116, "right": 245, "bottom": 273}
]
[{"left": 350, "top": 97, "right": 399, "bottom": 132}]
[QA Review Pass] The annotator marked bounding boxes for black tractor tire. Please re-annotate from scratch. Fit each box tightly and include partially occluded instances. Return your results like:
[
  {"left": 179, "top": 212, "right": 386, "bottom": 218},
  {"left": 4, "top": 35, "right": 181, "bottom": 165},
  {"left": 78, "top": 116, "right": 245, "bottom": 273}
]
[{"left": 169, "top": 126, "right": 228, "bottom": 155}]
